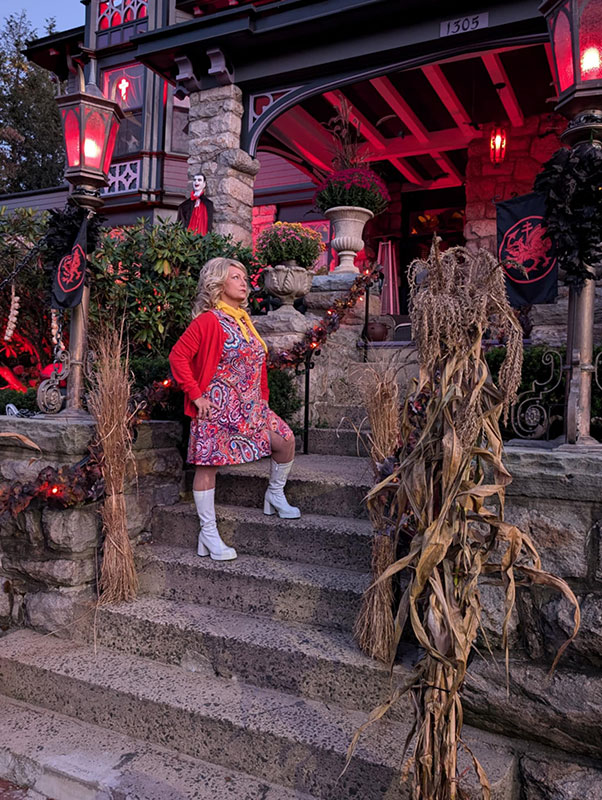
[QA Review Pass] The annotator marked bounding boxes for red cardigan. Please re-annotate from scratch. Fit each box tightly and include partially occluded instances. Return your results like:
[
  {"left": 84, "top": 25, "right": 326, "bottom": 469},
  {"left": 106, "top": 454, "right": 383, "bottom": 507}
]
[{"left": 169, "top": 310, "right": 270, "bottom": 418}]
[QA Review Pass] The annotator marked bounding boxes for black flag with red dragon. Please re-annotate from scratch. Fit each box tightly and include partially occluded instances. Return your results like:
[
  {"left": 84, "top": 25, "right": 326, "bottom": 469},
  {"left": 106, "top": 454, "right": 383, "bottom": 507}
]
[
  {"left": 51, "top": 217, "right": 88, "bottom": 309},
  {"left": 496, "top": 191, "right": 558, "bottom": 308}
]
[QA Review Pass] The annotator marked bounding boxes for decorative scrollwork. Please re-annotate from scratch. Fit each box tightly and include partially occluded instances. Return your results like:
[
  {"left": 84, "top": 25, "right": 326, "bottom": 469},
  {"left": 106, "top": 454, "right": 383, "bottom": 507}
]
[
  {"left": 37, "top": 351, "right": 70, "bottom": 415},
  {"left": 510, "top": 349, "right": 563, "bottom": 439},
  {"left": 595, "top": 350, "right": 602, "bottom": 393}
]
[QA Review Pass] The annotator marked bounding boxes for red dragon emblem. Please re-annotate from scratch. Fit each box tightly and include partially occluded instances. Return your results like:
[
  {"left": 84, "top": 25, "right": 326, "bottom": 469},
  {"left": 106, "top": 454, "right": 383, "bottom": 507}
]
[
  {"left": 499, "top": 215, "right": 556, "bottom": 284},
  {"left": 57, "top": 244, "right": 86, "bottom": 294}
]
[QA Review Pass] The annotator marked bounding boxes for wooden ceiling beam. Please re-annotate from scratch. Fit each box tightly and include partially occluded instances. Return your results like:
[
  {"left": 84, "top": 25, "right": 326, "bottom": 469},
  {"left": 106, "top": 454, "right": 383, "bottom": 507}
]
[
  {"left": 358, "top": 127, "right": 480, "bottom": 160},
  {"left": 269, "top": 115, "right": 332, "bottom": 173},
  {"left": 371, "top": 75, "right": 465, "bottom": 184},
  {"left": 369, "top": 75, "right": 429, "bottom": 144},
  {"left": 432, "top": 153, "right": 464, "bottom": 186},
  {"left": 481, "top": 51, "right": 525, "bottom": 128},
  {"left": 322, "top": 89, "right": 425, "bottom": 185},
  {"left": 421, "top": 64, "right": 474, "bottom": 138}
]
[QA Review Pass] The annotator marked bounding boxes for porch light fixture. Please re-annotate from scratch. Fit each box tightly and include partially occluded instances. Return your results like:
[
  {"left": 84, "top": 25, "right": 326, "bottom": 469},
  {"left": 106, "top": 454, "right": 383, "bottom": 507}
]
[
  {"left": 540, "top": 0, "right": 602, "bottom": 447},
  {"left": 56, "top": 64, "right": 123, "bottom": 208},
  {"left": 489, "top": 127, "right": 507, "bottom": 164},
  {"left": 540, "top": 0, "right": 602, "bottom": 141}
]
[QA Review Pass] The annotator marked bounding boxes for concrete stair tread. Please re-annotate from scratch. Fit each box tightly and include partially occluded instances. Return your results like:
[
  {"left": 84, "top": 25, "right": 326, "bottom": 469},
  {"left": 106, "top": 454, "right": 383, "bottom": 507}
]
[
  {"left": 98, "top": 594, "right": 400, "bottom": 675},
  {"left": 152, "top": 503, "right": 373, "bottom": 572},
  {"left": 0, "top": 629, "right": 411, "bottom": 769},
  {"left": 214, "top": 503, "right": 372, "bottom": 537},
  {"left": 138, "top": 543, "right": 370, "bottom": 591},
  {"left": 0, "top": 629, "right": 517, "bottom": 794},
  {"left": 218, "top": 453, "right": 373, "bottom": 487},
  {"left": 0, "top": 694, "right": 318, "bottom": 800}
]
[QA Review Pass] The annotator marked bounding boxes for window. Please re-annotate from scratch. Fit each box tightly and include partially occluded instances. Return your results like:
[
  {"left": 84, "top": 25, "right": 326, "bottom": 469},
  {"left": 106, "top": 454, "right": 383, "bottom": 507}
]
[{"left": 102, "top": 64, "right": 145, "bottom": 157}]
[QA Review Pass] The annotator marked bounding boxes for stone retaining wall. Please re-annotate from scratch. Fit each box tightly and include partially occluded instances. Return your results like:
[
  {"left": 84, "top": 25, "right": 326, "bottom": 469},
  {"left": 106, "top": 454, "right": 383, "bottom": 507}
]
[{"left": 0, "top": 418, "right": 182, "bottom": 636}]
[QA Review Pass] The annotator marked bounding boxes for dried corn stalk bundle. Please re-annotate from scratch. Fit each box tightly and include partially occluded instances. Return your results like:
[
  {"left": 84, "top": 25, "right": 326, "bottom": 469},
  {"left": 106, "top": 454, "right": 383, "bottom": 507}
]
[
  {"left": 88, "top": 328, "right": 138, "bottom": 604},
  {"left": 348, "top": 239, "right": 579, "bottom": 800},
  {"left": 354, "top": 359, "right": 402, "bottom": 662}
]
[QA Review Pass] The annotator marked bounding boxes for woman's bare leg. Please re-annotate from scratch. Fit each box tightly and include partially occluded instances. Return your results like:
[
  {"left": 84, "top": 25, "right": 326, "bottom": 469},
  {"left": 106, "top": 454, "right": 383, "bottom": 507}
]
[
  {"left": 193, "top": 465, "right": 218, "bottom": 491},
  {"left": 269, "top": 431, "right": 295, "bottom": 464}
]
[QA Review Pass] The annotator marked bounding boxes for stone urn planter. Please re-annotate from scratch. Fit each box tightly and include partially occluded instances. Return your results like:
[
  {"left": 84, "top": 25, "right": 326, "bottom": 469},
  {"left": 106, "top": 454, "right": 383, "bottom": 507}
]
[
  {"left": 324, "top": 206, "right": 374, "bottom": 274},
  {"left": 263, "top": 262, "right": 313, "bottom": 316}
]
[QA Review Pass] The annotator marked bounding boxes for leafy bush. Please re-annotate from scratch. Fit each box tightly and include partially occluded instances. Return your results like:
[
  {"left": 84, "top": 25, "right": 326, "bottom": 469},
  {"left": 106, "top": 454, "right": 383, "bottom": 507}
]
[
  {"left": 0, "top": 388, "right": 38, "bottom": 414},
  {"left": 89, "top": 221, "right": 261, "bottom": 357},
  {"left": 267, "top": 368, "right": 301, "bottom": 426},
  {"left": 255, "top": 222, "right": 326, "bottom": 269},
  {"left": 314, "top": 167, "right": 390, "bottom": 214},
  {"left": 0, "top": 207, "right": 53, "bottom": 390},
  {"left": 485, "top": 344, "right": 602, "bottom": 441}
]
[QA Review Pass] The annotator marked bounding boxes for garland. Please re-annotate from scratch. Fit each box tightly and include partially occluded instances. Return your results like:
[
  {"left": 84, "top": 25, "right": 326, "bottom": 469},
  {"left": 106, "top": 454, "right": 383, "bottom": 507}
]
[
  {"left": 534, "top": 141, "right": 602, "bottom": 288},
  {"left": 0, "top": 445, "right": 104, "bottom": 518},
  {"left": 267, "top": 264, "right": 381, "bottom": 369}
]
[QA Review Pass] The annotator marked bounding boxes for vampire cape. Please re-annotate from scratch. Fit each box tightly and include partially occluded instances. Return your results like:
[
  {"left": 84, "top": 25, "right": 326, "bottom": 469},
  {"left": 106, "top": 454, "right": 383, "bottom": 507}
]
[{"left": 177, "top": 194, "right": 214, "bottom": 236}]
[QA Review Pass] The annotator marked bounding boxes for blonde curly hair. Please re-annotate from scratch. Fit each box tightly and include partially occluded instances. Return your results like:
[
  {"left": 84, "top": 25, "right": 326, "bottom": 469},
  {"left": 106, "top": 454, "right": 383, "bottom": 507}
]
[{"left": 192, "top": 257, "right": 249, "bottom": 318}]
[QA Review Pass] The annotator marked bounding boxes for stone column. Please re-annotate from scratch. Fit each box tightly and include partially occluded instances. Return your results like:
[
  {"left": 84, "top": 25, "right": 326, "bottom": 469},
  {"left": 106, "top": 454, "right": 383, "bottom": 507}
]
[{"left": 188, "top": 84, "right": 260, "bottom": 246}]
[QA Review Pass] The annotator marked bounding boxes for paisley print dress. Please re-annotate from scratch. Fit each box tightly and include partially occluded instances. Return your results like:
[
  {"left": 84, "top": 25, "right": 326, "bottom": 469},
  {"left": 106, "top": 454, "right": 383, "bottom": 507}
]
[{"left": 187, "top": 309, "right": 293, "bottom": 466}]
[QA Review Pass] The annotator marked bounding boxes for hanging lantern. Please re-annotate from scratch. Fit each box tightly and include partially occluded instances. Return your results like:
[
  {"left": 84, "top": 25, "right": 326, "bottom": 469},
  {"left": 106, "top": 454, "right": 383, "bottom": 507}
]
[
  {"left": 540, "top": 0, "right": 602, "bottom": 117},
  {"left": 56, "top": 71, "right": 123, "bottom": 206},
  {"left": 489, "top": 127, "right": 507, "bottom": 164}
]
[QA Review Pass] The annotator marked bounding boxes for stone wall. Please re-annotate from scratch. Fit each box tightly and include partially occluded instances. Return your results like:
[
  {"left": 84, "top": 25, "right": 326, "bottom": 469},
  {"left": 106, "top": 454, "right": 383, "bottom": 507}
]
[
  {"left": 256, "top": 273, "right": 418, "bottom": 429},
  {"left": 0, "top": 418, "right": 182, "bottom": 636},
  {"left": 465, "top": 444, "right": 602, "bottom": 766},
  {"left": 188, "top": 84, "right": 260, "bottom": 246}
]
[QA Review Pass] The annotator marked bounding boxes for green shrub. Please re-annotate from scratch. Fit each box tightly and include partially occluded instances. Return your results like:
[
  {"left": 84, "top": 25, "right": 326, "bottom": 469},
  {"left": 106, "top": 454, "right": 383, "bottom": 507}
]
[
  {"left": 485, "top": 344, "right": 602, "bottom": 441},
  {"left": 89, "top": 221, "right": 261, "bottom": 359},
  {"left": 0, "top": 388, "right": 38, "bottom": 415},
  {"left": 267, "top": 368, "right": 302, "bottom": 425}
]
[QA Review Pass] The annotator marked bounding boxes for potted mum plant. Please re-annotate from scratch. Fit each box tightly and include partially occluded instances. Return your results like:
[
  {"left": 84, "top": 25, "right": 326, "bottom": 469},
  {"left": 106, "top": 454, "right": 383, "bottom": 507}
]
[
  {"left": 315, "top": 167, "right": 390, "bottom": 273},
  {"left": 255, "top": 222, "right": 325, "bottom": 313}
]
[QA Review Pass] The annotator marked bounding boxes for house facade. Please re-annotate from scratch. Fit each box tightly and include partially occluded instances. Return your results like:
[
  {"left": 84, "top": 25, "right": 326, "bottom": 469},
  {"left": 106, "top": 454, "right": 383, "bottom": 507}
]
[{"left": 2, "top": 0, "right": 570, "bottom": 318}]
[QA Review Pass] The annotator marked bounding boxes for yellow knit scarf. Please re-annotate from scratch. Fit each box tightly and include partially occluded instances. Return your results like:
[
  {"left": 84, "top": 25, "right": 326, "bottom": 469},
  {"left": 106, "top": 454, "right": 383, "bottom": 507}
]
[{"left": 216, "top": 301, "right": 268, "bottom": 353}]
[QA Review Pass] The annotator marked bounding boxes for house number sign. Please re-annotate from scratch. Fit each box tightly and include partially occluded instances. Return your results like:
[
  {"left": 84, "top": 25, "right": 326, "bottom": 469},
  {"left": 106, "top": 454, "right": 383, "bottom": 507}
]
[{"left": 440, "top": 13, "right": 489, "bottom": 37}]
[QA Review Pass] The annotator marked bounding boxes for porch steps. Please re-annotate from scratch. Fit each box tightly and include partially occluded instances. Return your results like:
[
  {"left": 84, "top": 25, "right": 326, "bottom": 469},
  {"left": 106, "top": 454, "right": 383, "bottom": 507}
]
[
  {"left": 0, "top": 631, "right": 517, "bottom": 800},
  {"left": 152, "top": 503, "right": 373, "bottom": 571},
  {"left": 136, "top": 544, "right": 368, "bottom": 631},
  {"left": 0, "top": 454, "right": 519, "bottom": 799},
  {"left": 0, "top": 695, "right": 318, "bottom": 800}
]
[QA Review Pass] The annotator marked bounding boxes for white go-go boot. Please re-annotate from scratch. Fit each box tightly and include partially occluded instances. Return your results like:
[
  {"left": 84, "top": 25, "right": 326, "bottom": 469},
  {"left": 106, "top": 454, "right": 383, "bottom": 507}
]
[
  {"left": 193, "top": 488, "right": 237, "bottom": 560},
  {"left": 263, "top": 459, "right": 301, "bottom": 519}
]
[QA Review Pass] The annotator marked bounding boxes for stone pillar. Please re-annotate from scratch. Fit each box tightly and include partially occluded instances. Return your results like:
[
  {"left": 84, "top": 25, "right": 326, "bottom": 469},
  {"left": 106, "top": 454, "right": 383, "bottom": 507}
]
[{"left": 188, "top": 84, "right": 260, "bottom": 246}]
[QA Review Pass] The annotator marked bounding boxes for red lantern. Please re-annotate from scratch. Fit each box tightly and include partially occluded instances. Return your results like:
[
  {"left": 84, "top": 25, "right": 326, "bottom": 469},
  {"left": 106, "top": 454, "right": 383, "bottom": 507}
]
[
  {"left": 540, "top": 0, "right": 602, "bottom": 115},
  {"left": 56, "top": 80, "right": 123, "bottom": 202},
  {"left": 489, "top": 127, "right": 507, "bottom": 164}
]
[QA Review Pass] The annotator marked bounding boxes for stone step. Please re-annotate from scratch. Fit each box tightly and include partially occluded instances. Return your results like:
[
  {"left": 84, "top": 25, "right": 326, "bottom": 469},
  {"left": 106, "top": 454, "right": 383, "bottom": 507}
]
[
  {"left": 0, "top": 630, "right": 518, "bottom": 800},
  {"left": 184, "top": 454, "right": 373, "bottom": 518},
  {"left": 297, "top": 428, "right": 370, "bottom": 458},
  {"left": 136, "top": 544, "right": 368, "bottom": 631},
  {"left": 0, "top": 694, "right": 317, "bottom": 800},
  {"left": 94, "top": 594, "right": 415, "bottom": 717},
  {"left": 152, "top": 503, "right": 373, "bottom": 572}
]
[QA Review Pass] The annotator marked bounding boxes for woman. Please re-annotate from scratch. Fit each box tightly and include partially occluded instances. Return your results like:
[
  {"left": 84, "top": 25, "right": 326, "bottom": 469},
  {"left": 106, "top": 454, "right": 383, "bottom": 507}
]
[{"left": 169, "top": 257, "right": 299, "bottom": 561}]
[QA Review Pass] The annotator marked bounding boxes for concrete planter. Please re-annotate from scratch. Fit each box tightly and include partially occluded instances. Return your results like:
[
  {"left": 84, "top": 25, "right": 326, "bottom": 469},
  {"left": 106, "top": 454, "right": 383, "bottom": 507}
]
[
  {"left": 325, "top": 206, "right": 374, "bottom": 274},
  {"left": 263, "top": 263, "right": 313, "bottom": 317}
]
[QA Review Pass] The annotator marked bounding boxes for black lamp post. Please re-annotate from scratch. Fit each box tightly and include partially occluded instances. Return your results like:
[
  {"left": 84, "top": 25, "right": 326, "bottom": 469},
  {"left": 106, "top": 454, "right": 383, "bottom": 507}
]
[
  {"left": 38, "top": 61, "right": 122, "bottom": 416},
  {"left": 540, "top": 0, "right": 602, "bottom": 446}
]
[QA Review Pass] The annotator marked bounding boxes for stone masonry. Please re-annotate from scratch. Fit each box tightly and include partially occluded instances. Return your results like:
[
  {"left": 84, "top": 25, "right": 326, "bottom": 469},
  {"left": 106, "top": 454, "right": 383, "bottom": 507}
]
[
  {"left": 0, "top": 417, "right": 182, "bottom": 636},
  {"left": 188, "top": 84, "right": 260, "bottom": 246}
]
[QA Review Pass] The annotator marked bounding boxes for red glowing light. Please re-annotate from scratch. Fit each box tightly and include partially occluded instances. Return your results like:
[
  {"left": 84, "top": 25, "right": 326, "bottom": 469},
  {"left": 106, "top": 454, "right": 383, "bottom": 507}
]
[
  {"left": 489, "top": 127, "right": 507, "bottom": 164},
  {"left": 117, "top": 77, "right": 130, "bottom": 103},
  {"left": 162, "top": 379, "right": 171, "bottom": 386},
  {"left": 50, "top": 485, "right": 60, "bottom": 495}
]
